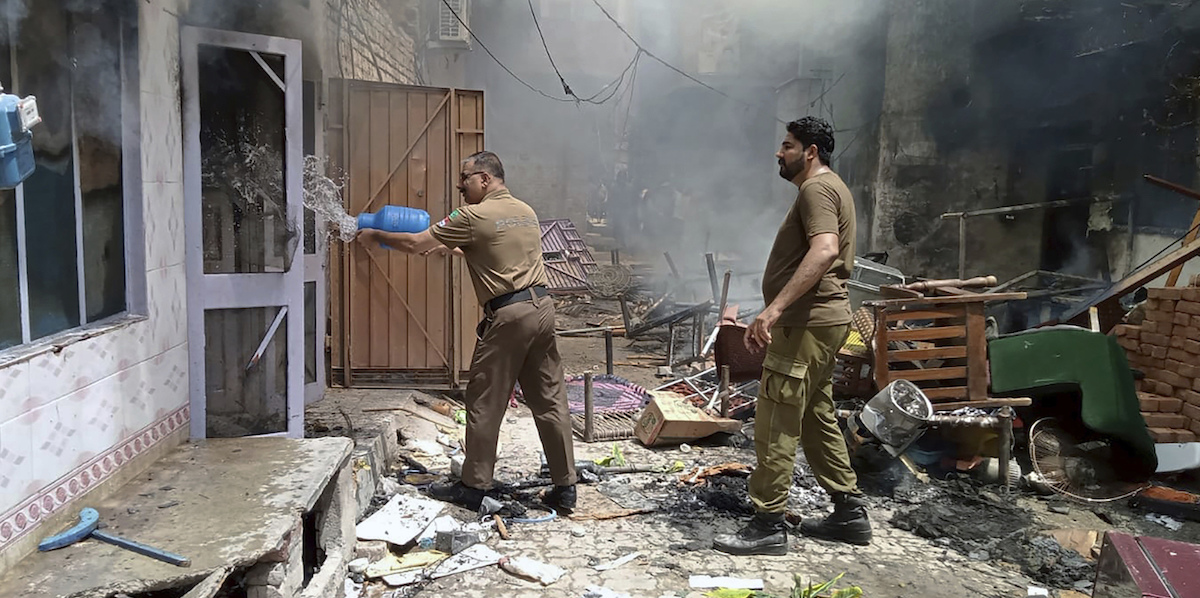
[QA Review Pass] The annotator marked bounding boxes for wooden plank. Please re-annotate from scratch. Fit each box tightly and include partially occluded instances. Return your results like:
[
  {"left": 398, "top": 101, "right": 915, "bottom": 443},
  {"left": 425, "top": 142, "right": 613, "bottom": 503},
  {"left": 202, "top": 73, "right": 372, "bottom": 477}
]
[
  {"left": 869, "top": 292, "right": 1027, "bottom": 307},
  {"left": 406, "top": 91, "right": 429, "bottom": 369},
  {"left": 389, "top": 90, "right": 412, "bottom": 370},
  {"left": 426, "top": 91, "right": 449, "bottom": 371},
  {"left": 887, "top": 326, "right": 967, "bottom": 342},
  {"left": 1081, "top": 235, "right": 1200, "bottom": 314},
  {"left": 889, "top": 346, "right": 968, "bottom": 362},
  {"left": 887, "top": 367, "right": 968, "bottom": 382},
  {"left": 361, "top": 92, "right": 452, "bottom": 214},
  {"left": 873, "top": 306, "right": 890, "bottom": 390},
  {"left": 328, "top": 81, "right": 345, "bottom": 373},
  {"left": 965, "top": 302, "right": 988, "bottom": 402},
  {"left": 922, "top": 386, "right": 969, "bottom": 400},
  {"left": 368, "top": 89, "right": 391, "bottom": 368},
  {"left": 1168, "top": 206, "right": 1200, "bottom": 286},
  {"left": 455, "top": 90, "right": 485, "bottom": 378},
  {"left": 931, "top": 398, "right": 1032, "bottom": 411},
  {"left": 885, "top": 309, "right": 965, "bottom": 323},
  {"left": 347, "top": 86, "right": 372, "bottom": 370}
]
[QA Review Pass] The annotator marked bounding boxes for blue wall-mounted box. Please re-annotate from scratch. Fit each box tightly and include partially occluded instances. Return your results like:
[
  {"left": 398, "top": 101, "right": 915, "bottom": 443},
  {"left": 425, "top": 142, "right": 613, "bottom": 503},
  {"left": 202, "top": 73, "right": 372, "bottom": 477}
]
[{"left": 0, "top": 92, "right": 39, "bottom": 190}]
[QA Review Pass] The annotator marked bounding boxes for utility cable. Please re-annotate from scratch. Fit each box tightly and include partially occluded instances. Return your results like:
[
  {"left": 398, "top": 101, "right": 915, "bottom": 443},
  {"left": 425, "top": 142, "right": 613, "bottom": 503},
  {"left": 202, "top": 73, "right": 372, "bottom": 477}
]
[
  {"left": 527, "top": 0, "right": 573, "bottom": 97},
  {"left": 587, "top": 0, "right": 783, "bottom": 121},
  {"left": 442, "top": 0, "right": 640, "bottom": 106},
  {"left": 439, "top": 0, "right": 575, "bottom": 102},
  {"left": 526, "top": 0, "right": 642, "bottom": 105}
]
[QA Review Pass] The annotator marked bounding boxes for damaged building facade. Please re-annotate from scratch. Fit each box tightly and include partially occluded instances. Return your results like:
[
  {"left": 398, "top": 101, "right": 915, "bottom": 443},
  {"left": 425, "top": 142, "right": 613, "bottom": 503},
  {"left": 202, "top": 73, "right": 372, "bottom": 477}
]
[
  {"left": 845, "top": 0, "right": 1200, "bottom": 289},
  {"left": 0, "top": 0, "right": 427, "bottom": 572}
]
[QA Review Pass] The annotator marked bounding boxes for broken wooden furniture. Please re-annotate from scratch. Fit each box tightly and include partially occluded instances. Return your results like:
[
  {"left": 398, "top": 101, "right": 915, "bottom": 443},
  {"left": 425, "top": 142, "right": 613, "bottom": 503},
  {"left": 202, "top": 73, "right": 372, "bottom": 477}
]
[
  {"left": 868, "top": 291, "right": 1027, "bottom": 411},
  {"left": 574, "top": 373, "right": 653, "bottom": 443}
]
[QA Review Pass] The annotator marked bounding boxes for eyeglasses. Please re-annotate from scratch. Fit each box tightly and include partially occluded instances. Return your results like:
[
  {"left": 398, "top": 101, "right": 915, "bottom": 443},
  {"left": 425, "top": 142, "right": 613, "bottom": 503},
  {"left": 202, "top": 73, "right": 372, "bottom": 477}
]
[{"left": 459, "top": 171, "right": 486, "bottom": 182}]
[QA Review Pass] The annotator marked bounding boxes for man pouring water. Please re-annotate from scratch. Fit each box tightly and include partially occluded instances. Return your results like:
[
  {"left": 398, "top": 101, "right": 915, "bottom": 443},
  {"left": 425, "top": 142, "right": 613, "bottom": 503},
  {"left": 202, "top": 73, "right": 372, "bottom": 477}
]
[{"left": 355, "top": 151, "right": 578, "bottom": 514}]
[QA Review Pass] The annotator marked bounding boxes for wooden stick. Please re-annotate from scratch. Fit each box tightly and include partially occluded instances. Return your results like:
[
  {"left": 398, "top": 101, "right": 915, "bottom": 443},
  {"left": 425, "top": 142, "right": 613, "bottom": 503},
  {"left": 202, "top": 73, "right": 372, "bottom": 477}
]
[
  {"left": 584, "top": 373, "right": 595, "bottom": 443},
  {"left": 570, "top": 507, "right": 656, "bottom": 521},
  {"left": 493, "top": 515, "right": 510, "bottom": 540},
  {"left": 904, "top": 277, "right": 997, "bottom": 292},
  {"left": 930, "top": 398, "right": 1033, "bottom": 410}
]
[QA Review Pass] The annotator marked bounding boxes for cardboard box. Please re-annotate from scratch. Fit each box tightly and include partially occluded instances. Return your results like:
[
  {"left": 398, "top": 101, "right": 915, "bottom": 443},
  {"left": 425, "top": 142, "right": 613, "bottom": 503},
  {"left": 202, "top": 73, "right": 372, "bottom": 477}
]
[{"left": 635, "top": 391, "right": 742, "bottom": 447}]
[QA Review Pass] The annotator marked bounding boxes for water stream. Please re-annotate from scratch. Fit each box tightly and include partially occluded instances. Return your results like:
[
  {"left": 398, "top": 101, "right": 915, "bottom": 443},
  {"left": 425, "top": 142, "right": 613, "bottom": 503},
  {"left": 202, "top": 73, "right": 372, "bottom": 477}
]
[{"left": 302, "top": 156, "right": 357, "bottom": 242}]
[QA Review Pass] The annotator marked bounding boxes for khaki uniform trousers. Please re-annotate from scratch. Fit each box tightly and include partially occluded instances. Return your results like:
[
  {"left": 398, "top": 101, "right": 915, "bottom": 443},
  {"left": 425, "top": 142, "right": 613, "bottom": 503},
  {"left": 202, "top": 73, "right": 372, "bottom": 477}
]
[
  {"left": 748, "top": 324, "right": 860, "bottom": 514},
  {"left": 461, "top": 293, "right": 577, "bottom": 489}
]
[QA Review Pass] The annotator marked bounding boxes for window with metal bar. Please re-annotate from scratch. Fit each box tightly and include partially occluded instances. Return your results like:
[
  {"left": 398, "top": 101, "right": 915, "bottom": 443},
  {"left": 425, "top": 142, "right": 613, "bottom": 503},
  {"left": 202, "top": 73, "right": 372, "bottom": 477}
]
[{"left": 0, "top": 0, "right": 137, "bottom": 350}]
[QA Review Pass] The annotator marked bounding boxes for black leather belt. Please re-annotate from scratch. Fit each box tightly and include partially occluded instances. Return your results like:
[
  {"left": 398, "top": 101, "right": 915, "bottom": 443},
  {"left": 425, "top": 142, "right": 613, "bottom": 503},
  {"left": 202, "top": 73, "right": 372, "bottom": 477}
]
[{"left": 486, "top": 285, "right": 548, "bottom": 312}]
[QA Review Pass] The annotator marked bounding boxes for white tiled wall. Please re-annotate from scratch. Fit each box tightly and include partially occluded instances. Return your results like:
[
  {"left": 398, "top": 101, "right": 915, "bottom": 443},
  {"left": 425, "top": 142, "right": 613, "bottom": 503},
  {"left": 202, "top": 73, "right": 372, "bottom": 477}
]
[{"left": 0, "top": 0, "right": 187, "bottom": 553}]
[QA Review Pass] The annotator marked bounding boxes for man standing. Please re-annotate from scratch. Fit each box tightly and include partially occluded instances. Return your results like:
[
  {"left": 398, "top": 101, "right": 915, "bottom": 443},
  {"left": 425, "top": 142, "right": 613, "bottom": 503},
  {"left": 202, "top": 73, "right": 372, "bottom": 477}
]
[
  {"left": 355, "top": 151, "right": 577, "bottom": 513},
  {"left": 714, "top": 117, "right": 870, "bottom": 556}
]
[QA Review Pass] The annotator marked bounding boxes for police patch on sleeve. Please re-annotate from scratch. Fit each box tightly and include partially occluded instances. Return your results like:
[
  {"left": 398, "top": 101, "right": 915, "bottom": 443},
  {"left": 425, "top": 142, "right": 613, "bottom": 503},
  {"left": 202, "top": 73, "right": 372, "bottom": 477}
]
[{"left": 437, "top": 209, "right": 461, "bottom": 228}]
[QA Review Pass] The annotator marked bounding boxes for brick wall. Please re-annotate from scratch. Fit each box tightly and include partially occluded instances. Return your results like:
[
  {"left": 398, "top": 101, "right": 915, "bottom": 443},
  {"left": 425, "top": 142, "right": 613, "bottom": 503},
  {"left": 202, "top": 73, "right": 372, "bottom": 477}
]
[
  {"left": 327, "top": 0, "right": 420, "bottom": 84},
  {"left": 1114, "top": 281, "right": 1200, "bottom": 443}
]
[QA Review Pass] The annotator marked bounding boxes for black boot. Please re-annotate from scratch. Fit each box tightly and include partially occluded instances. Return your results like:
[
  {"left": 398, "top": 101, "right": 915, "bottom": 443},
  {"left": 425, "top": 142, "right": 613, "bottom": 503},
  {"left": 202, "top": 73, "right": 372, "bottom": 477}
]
[
  {"left": 713, "top": 512, "right": 788, "bottom": 556},
  {"left": 543, "top": 485, "right": 577, "bottom": 514},
  {"left": 800, "top": 492, "right": 872, "bottom": 546},
  {"left": 428, "top": 481, "right": 487, "bottom": 510}
]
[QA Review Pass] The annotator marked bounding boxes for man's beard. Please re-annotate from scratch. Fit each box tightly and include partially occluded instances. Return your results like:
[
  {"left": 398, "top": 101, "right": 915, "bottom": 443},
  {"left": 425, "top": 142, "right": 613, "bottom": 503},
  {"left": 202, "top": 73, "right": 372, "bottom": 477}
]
[{"left": 778, "top": 158, "right": 803, "bottom": 181}]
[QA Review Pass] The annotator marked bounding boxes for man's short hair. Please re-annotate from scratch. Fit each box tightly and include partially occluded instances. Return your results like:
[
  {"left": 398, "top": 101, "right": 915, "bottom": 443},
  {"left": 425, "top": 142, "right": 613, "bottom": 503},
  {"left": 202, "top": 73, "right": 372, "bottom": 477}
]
[
  {"left": 786, "top": 117, "right": 835, "bottom": 166},
  {"left": 465, "top": 151, "right": 505, "bottom": 181}
]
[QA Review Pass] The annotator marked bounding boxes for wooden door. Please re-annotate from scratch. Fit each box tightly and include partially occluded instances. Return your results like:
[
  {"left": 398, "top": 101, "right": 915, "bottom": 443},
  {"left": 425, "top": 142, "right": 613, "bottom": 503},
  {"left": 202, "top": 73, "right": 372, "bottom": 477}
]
[{"left": 328, "top": 82, "right": 483, "bottom": 388}]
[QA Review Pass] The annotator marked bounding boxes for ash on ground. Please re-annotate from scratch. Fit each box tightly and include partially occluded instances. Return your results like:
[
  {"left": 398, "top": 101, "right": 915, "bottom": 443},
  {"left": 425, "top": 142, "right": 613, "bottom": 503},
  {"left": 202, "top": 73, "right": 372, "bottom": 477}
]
[
  {"left": 664, "top": 475, "right": 755, "bottom": 518},
  {"left": 890, "top": 477, "right": 1094, "bottom": 589}
]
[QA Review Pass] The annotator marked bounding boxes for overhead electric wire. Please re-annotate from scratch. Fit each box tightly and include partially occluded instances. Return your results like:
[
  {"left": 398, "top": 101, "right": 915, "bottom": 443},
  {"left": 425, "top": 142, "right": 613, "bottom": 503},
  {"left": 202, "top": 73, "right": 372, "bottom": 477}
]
[
  {"left": 441, "top": 0, "right": 641, "bottom": 106},
  {"left": 439, "top": 0, "right": 575, "bottom": 102},
  {"left": 587, "top": 0, "right": 783, "bottom": 121},
  {"left": 527, "top": 0, "right": 573, "bottom": 97},
  {"left": 526, "top": 0, "right": 642, "bottom": 105}
]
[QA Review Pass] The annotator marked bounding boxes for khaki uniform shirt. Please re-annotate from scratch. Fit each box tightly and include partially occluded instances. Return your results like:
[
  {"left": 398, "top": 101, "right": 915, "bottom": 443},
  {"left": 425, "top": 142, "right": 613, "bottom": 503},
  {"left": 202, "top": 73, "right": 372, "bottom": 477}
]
[
  {"left": 429, "top": 188, "right": 549, "bottom": 304},
  {"left": 761, "top": 171, "right": 856, "bottom": 328}
]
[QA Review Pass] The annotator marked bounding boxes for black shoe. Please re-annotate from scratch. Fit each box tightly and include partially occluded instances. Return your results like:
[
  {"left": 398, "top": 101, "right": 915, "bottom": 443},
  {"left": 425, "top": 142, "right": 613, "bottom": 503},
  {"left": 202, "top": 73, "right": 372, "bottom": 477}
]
[
  {"left": 713, "top": 512, "right": 788, "bottom": 556},
  {"left": 428, "top": 481, "right": 487, "bottom": 510},
  {"left": 800, "top": 492, "right": 872, "bottom": 546},
  {"left": 543, "top": 485, "right": 577, "bottom": 514}
]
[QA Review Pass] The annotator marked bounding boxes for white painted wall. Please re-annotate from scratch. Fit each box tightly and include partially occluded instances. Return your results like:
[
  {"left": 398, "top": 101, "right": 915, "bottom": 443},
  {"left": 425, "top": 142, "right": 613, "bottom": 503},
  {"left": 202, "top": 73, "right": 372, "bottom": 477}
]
[{"left": 0, "top": 0, "right": 188, "bottom": 555}]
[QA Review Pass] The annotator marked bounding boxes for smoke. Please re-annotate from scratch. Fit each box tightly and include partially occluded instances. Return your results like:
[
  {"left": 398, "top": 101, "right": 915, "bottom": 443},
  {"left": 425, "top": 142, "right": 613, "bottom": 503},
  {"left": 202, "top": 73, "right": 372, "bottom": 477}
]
[
  {"left": 0, "top": 0, "right": 26, "bottom": 45},
  {"left": 452, "top": 0, "right": 891, "bottom": 301},
  {"left": 871, "top": 1, "right": 1200, "bottom": 282}
]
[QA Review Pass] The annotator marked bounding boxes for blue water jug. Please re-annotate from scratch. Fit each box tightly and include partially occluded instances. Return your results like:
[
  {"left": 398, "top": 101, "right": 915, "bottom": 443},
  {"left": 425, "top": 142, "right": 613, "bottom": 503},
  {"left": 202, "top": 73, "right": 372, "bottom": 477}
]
[
  {"left": 357, "top": 205, "right": 431, "bottom": 234},
  {"left": 0, "top": 92, "right": 36, "bottom": 189}
]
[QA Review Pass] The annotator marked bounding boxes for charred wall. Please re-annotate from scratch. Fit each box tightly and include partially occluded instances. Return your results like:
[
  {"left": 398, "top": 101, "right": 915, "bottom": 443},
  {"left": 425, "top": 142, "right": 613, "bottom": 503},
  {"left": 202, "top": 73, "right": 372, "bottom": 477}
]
[{"left": 871, "top": 0, "right": 1200, "bottom": 286}]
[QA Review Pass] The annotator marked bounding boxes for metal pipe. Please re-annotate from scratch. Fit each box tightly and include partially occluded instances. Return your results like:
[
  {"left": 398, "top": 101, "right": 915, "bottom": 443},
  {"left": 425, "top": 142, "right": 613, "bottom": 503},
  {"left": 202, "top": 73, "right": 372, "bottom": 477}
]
[
  {"left": 705, "top": 252, "right": 721, "bottom": 306},
  {"left": 664, "top": 251, "right": 681, "bottom": 279},
  {"left": 940, "top": 197, "right": 1095, "bottom": 220},
  {"left": 720, "top": 365, "right": 731, "bottom": 418},
  {"left": 718, "top": 269, "right": 732, "bottom": 317},
  {"left": 835, "top": 410, "right": 1004, "bottom": 428},
  {"left": 999, "top": 407, "right": 1014, "bottom": 494},
  {"left": 667, "top": 321, "right": 676, "bottom": 367},
  {"left": 605, "top": 328, "right": 614, "bottom": 375}
]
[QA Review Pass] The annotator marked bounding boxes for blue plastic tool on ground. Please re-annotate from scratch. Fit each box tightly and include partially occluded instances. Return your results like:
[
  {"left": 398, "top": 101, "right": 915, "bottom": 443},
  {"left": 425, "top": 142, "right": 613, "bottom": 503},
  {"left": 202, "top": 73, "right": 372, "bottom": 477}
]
[{"left": 38, "top": 507, "right": 191, "bottom": 567}]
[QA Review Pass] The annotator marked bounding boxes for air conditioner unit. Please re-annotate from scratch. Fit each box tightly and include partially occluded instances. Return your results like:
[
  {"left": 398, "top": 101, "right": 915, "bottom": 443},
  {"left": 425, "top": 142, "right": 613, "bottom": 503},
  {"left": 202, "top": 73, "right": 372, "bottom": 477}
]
[{"left": 438, "top": 0, "right": 471, "bottom": 43}]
